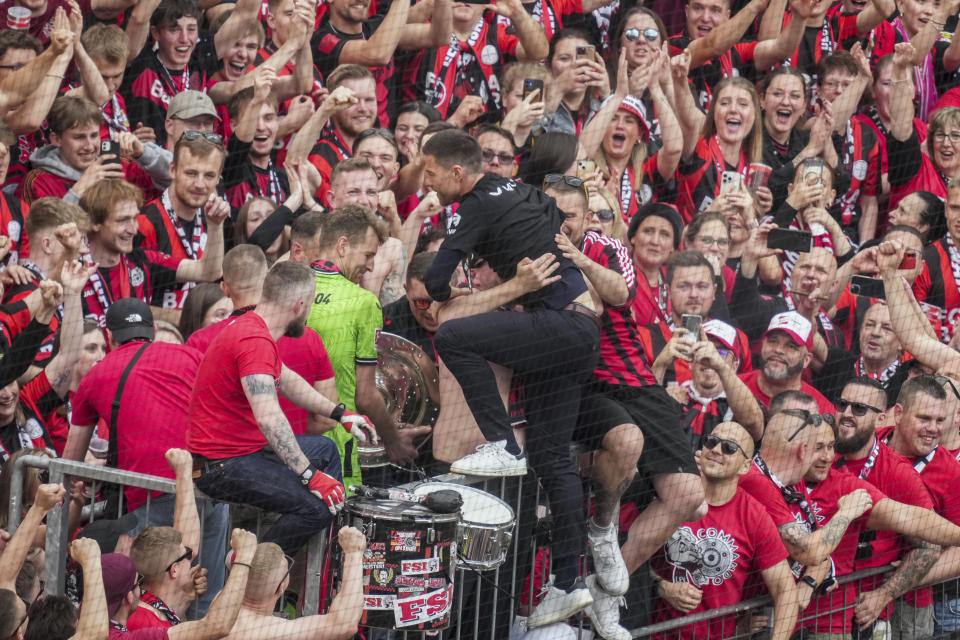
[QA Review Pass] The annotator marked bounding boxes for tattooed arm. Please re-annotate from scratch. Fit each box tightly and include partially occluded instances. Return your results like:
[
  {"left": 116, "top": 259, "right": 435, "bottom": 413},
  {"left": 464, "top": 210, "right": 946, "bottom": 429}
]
[
  {"left": 778, "top": 489, "right": 871, "bottom": 567},
  {"left": 854, "top": 537, "right": 941, "bottom": 629},
  {"left": 243, "top": 373, "right": 314, "bottom": 474}
]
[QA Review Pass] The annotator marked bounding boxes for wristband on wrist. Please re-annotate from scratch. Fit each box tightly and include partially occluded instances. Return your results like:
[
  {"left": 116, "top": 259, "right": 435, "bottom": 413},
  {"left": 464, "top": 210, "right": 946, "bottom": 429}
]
[
  {"left": 800, "top": 575, "right": 818, "bottom": 590},
  {"left": 330, "top": 403, "right": 346, "bottom": 422},
  {"left": 299, "top": 465, "right": 317, "bottom": 486}
]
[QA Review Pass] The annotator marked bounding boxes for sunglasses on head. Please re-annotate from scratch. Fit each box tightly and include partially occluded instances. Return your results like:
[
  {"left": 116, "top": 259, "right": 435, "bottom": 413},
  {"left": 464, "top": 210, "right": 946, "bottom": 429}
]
[
  {"left": 482, "top": 149, "right": 515, "bottom": 165},
  {"left": 837, "top": 399, "right": 882, "bottom": 417},
  {"left": 934, "top": 375, "right": 960, "bottom": 401},
  {"left": 164, "top": 546, "right": 193, "bottom": 573},
  {"left": 543, "top": 173, "right": 589, "bottom": 199},
  {"left": 701, "top": 434, "right": 749, "bottom": 458},
  {"left": 180, "top": 130, "right": 224, "bottom": 145},
  {"left": 591, "top": 209, "right": 615, "bottom": 222},
  {"left": 781, "top": 409, "right": 835, "bottom": 442},
  {"left": 624, "top": 27, "right": 660, "bottom": 43}
]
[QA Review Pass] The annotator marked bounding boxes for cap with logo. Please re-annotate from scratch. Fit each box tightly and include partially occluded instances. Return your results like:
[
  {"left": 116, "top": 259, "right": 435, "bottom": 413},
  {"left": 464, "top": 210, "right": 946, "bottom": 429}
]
[
  {"left": 617, "top": 94, "right": 651, "bottom": 142},
  {"left": 167, "top": 90, "right": 220, "bottom": 121},
  {"left": 105, "top": 298, "right": 155, "bottom": 344},
  {"left": 763, "top": 311, "right": 814, "bottom": 350},
  {"left": 703, "top": 319, "right": 740, "bottom": 360}
]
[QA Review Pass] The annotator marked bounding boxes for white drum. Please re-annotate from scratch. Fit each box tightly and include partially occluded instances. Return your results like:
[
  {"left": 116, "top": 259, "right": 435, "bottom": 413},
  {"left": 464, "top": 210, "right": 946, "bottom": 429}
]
[{"left": 409, "top": 482, "right": 515, "bottom": 571}]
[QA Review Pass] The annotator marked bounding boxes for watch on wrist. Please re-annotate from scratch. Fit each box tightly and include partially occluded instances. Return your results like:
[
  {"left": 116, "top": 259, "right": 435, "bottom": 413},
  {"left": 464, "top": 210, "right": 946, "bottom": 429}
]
[
  {"left": 817, "top": 575, "right": 837, "bottom": 594},
  {"left": 800, "top": 575, "right": 818, "bottom": 590},
  {"left": 330, "top": 403, "right": 346, "bottom": 422},
  {"left": 299, "top": 466, "right": 316, "bottom": 486}
]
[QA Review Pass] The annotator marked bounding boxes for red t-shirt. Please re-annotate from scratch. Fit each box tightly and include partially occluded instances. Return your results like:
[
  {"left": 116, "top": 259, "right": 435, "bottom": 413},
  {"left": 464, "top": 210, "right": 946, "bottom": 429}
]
[
  {"left": 187, "top": 313, "right": 335, "bottom": 435},
  {"left": 187, "top": 312, "right": 281, "bottom": 458},
  {"left": 109, "top": 625, "right": 168, "bottom": 639},
  {"left": 738, "top": 463, "right": 807, "bottom": 527},
  {"left": 71, "top": 341, "right": 203, "bottom": 511},
  {"left": 802, "top": 468, "right": 886, "bottom": 634},
  {"left": 651, "top": 490, "right": 788, "bottom": 640},
  {"left": 838, "top": 439, "right": 934, "bottom": 610},
  {"left": 126, "top": 605, "right": 172, "bottom": 631},
  {"left": 737, "top": 370, "right": 836, "bottom": 414}
]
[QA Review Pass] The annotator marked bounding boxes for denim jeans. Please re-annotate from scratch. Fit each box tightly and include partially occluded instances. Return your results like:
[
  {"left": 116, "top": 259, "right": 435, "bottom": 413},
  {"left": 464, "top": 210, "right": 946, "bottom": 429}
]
[
  {"left": 194, "top": 435, "right": 342, "bottom": 556},
  {"left": 129, "top": 493, "right": 230, "bottom": 618},
  {"left": 934, "top": 597, "right": 960, "bottom": 634}
]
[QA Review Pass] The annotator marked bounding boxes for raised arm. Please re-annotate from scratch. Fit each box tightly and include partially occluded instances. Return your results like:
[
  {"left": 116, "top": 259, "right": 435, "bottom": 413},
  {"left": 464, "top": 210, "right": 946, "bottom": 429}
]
[
  {"left": 0, "top": 12, "right": 73, "bottom": 113},
  {"left": 42, "top": 260, "right": 92, "bottom": 398},
  {"left": 337, "top": 0, "right": 410, "bottom": 67},
  {"left": 695, "top": 341, "right": 764, "bottom": 440},
  {"left": 672, "top": 51, "right": 706, "bottom": 161},
  {"left": 398, "top": 0, "right": 451, "bottom": 50},
  {"left": 68, "top": 538, "right": 108, "bottom": 640},
  {"left": 176, "top": 196, "right": 227, "bottom": 283},
  {"left": 492, "top": 0, "right": 548, "bottom": 60},
  {"left": 4, "top": 14, "right": 73, "bottom": 135},
  {"left": 685, "top": 0, "right": 769, "bottom": 69},
  {"left": 754, "top": 0, "right": 822, "bottom": 71},
  {"left": 579, "top": 52, "right": 630, "bottom": 157},
  {"left": 856, "top": 0, "right": 897, "bottom": 35},
  {"left": 68, "top": 0, "right": 109, "bottom": 107},
  {"left": 0, "top": 484, "right": 64, "bottom": 589},
  {"left": 829, "top": 43, "right": 871, "bottom": 134},
  {"left": 889, "top": 42, "right": 918, "bottom": 142},
  {"left": 166, "top": 448, "right": 201, "bottom": 553},
  {"left": 649, "top": 47, "right": 683, "bottom": 179},
  {"left": 169, "top": 530, "right": 257, "bottom": 640},
  {"left": 287, "top": 87, "right": 356, "bottom": 163},
  {"left": 124, "top": 0, "right": 162, "bottom": 63},
  {"left": 213, "top": 0, "right": 262, "bottom": 59}
]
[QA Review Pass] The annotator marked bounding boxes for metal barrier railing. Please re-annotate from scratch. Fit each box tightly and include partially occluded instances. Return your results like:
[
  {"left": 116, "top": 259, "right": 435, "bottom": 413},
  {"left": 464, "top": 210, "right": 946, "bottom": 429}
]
[
  {"left": 8, "top": 454, "right": 327, "bottom": 614},
  {"left": 14, "top": 454, "right": 958, "bottom": 638}
]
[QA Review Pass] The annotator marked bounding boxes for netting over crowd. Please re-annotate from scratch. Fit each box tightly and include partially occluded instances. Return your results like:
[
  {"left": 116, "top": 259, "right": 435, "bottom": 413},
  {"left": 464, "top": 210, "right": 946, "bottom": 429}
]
[{"left": 6, "top": 0, "right": 960, "bottom": 638}]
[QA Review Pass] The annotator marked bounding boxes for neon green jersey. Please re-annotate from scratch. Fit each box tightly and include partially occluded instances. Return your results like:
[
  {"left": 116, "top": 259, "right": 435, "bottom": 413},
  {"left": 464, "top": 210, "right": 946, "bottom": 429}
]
[{"left": 305, "top": 261, "right": 382, "bottom": 491}]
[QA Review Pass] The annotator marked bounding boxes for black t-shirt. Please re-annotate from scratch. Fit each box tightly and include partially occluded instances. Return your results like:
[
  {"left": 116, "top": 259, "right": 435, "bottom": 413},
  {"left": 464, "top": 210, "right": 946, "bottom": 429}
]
[
  {"left": 382, "top": 298, "right": 437, "bottom": 362},
  {"left": 423, "top": 175, "right": 587, "bottom": 310}
]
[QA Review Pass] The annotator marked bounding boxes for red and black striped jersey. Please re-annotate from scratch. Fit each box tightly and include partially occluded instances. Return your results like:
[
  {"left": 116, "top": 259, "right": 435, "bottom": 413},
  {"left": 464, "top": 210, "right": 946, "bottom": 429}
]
[
  {"left": 914, "top": 235, "right": 960, "bottom": 341},
  {"left": 677, "top": 136, "right": 748, "bottom": 223},
  {"left": 308, "top": 129, "right": 352, "bottom": 207}
]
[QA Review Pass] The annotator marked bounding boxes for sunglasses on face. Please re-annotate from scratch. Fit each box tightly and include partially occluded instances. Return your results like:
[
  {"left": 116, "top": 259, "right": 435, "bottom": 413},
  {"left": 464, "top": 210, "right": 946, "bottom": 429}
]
[
  {"left": 481, "top": 149, "right": 515, "bottom": 165},
  {"left": 624, "top": 27, "right": 660, "bottom": 43},
  {"left": 164, "top": 546, "right": 193, "bottom": 573},
  {"left": 701, "top": 434, "right": 749, "bottom": 458},
  {"left": 411, "top": 297, "right": 432, "bottom": 311},
  {"left": 590, "top": 209, "right": 616, "bottom": 222},
  {"left": 180, "top": 130, "right": 224, "bottom": 145},
  {"left": 781, "top": 409, "right": 835, "bottom": 442},
  {"left": 837, "top": 399, "right": 883, "bottom": 417}
]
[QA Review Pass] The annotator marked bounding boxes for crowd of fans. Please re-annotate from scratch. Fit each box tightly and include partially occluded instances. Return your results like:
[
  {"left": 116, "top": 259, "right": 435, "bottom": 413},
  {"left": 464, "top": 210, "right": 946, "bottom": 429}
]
[{"left": 2, "top": 0, "right": 960, "bottom": 637}]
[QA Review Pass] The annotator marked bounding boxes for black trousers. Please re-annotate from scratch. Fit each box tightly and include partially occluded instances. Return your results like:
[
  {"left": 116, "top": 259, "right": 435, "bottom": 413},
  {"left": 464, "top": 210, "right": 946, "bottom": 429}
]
[{"left": 434, "top": 307, "right": 600, "bottom": 585}]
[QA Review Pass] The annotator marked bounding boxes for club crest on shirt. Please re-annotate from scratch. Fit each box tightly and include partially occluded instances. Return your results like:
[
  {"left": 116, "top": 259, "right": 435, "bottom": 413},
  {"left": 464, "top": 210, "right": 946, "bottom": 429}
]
[
  {"left": 129, "top": 267, "right": 145, "bottom": 287},
  {"left": 665, "top": 525, "right": 740, "bottom": 586}
]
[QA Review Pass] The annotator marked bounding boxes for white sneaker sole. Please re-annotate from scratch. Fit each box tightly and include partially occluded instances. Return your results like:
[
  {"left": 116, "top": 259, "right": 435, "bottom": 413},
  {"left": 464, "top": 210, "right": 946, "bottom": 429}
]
[
  {"left": 527, "top": 589, "right": 594, "bottom": 628},
  {"left": 449, "top": 461, "right": 528, "bottom": 477}
]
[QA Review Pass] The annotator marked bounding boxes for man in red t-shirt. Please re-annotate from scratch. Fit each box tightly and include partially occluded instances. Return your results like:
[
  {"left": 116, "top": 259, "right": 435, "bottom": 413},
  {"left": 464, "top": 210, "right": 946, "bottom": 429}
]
[
  {"left": 64, "top": 297, "right": 230, "bottom": 616},
  {"left": 187, "top": 261, "right": 375, "bottom": 556},
  {"left": 738, "top": 311, "right": 836, "bottom": 415},
  {"left": 650, "top": 421, "right": 797, "bottom": 640},
  {"left": 101, "top": 529, "right": 256, "bottom": 640},
  {"left": 186, "top": 244, "right": 337, "bottom": 435}
]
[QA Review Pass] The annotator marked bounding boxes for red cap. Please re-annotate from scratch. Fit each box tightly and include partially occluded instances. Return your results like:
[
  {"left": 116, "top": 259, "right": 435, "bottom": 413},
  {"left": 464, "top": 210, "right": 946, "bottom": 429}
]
[{"left": 617, "top": 94, "right": 651, "bottom": 142}]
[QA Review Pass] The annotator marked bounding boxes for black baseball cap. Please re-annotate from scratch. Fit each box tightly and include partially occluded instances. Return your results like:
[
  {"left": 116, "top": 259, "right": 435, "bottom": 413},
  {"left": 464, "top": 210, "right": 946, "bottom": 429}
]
[{"left": 105, "top": 298, "right": 155, "bottom": 344}]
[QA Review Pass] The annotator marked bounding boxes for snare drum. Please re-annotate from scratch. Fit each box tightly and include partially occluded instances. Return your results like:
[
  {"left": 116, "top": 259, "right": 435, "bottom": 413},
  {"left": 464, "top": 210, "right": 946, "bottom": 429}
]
[
  {"left": 337, "top": 496, "right": 457, "bottom": 631},
  {"left": 408, "top": 482, "right": 515, "bottom": 571}
]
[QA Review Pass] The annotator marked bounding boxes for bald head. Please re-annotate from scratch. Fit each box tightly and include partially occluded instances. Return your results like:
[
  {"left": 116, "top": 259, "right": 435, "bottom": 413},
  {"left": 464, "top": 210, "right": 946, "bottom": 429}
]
[
  {"left": 712, "top": 421, "right": 755, "bottom": 458},
  {"left": 759, "top": 410, "right": 821, "bottom": 484},
  {"left": 244, "top": 542, "right": 287, "bottom": 603}
]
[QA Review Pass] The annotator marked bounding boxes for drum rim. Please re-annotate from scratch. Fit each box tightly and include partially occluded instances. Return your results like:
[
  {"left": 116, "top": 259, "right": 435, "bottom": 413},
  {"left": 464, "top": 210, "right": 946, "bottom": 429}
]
[
  {"left": 344, "top": 496, "right": 460, "bottom": 522},
  {"left": 408, "top": 481, "right": 515, "bottom": 525}
]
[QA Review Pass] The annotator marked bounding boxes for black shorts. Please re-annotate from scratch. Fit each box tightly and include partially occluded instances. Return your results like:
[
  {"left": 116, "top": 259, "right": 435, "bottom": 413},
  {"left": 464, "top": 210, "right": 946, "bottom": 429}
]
[{"left": 574, "top": 381, "right": 699, "bottom": 478}]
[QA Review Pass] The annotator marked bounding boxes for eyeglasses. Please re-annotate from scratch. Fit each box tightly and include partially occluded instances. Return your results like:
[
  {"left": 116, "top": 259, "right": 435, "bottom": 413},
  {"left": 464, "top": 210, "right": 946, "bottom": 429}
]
[
  {"left": 410, "top": 297, "right": 432, "bottom": 310},
  {"left": 590, "top": 209, "right": 616, "bottom": 222},
  {"left": 696, "top": 235, "right": 730, "bottom": 248},
  {"left": 933, "top": 131, "right": 960, "bottom": 144},
  {"left": 543, "top": 173, "right": 589, "bottom": 199},
  {"left": 481, "top": 149, "right": 515, "bottom": 165},
  {"left": 935, "top": 375, "right": 960, "bottom": 401},
  {"left": 164, "top": 546, "right": 193, "bottom": 573},
  {"left": 180, "top": 130, "right": 224, "bottom": 145},
  {"left": 624, "top": 27, "right": 660, "bottom": 43},
  {"left": 275, "top": 554, "right": 295, "bottom": 595},
  {"left": 781, "top": 409, "right": 835, "bottom": 442},
  {"left": 701, "top": 434, "right": 749, "bottom": 458},
  {"left": 837, "top": 399, "right": 883, "bottom": 417}
]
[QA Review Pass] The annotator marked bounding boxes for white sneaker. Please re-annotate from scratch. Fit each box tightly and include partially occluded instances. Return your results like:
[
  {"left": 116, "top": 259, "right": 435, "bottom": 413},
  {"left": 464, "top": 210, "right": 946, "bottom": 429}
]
[
  {"left": 450, "top": 440, "right": 527, "bottom": 477},
  {"left": 584, "top": 575, "right": 631, "bottom": 640},
  {"left": 588, "top": 524, "right": 629, "bottom": 595},
  {"left": 527, "top": 584, "right": 593, "bottom": 629}
]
